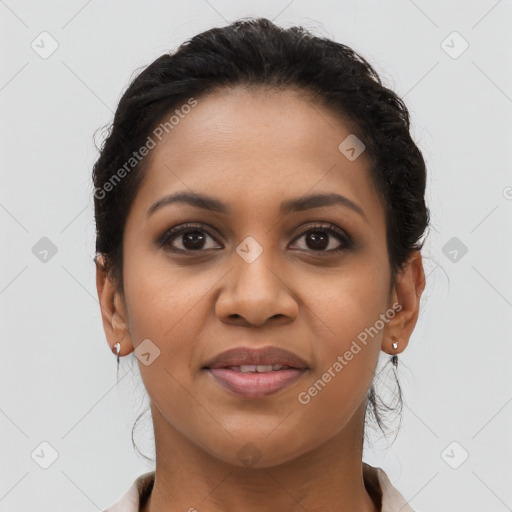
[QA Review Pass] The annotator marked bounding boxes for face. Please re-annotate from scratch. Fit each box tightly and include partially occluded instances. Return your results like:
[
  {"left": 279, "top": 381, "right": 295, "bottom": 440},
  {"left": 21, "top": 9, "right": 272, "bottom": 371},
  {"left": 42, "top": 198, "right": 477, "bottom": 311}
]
[{"left": 98, "top": 86, "right": 423, "bottom": 468}]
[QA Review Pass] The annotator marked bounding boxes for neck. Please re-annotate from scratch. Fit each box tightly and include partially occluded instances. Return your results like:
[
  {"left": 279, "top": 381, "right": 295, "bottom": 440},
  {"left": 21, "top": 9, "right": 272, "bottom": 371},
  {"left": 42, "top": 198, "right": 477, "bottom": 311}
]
[{"left": 141, "top": 403, "right": 379, "bottom": 512}]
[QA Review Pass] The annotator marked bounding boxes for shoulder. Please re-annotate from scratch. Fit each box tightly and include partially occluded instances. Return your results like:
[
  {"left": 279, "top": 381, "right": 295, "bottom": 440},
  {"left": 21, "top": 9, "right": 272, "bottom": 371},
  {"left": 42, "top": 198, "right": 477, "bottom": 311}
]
[
  {"left": 102, "top": 470, "right": 155, "bottom": 512},
  {"left": 363, "top": 462, "right": 416, "bottom": 512}
]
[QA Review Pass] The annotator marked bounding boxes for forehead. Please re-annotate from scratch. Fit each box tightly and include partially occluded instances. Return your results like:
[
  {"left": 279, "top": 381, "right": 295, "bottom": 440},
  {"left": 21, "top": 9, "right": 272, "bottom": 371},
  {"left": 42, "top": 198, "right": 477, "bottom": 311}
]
[{"left": 128, "top": 86, "right": 385, "bottom": 228}]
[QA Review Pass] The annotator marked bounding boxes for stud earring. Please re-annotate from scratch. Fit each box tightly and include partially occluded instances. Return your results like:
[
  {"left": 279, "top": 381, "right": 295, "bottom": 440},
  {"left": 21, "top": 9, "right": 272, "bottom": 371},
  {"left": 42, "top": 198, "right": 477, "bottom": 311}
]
[
  {"left": 112, "top": 342, "right": 121, "bottom": 377},
  {"left": 391, "top": 336, "right": 399, "bottom": 368}
]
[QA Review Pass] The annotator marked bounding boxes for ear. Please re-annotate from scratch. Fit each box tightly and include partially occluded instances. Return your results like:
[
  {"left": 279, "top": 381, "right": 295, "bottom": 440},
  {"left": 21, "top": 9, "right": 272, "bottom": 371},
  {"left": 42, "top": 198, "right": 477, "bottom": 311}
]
[
  {"left": 382, "top": 250, "right": 426, "bottom": 355},
  {"left": 95, "top": 255, "right": 133, "bottom": 356}
]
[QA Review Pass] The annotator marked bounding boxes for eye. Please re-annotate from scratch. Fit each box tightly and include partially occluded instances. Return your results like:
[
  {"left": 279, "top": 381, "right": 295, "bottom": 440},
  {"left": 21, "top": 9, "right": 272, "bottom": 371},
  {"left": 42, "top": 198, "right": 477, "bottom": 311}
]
[
  {"left": 158, "top": 222, "right": 353, "bottom": 255},
  {"left": 158, "top": 223, "right": 222, "bottom": 252},
  {"left": 290, "top": 223, "right": 352, "bottom": 253}
]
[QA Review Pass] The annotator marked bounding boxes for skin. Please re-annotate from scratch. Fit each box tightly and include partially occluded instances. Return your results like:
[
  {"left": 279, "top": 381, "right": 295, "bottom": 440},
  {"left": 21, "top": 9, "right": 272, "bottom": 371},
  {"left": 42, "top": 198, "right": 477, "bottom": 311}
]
[{"left": 96, "top": 85, "right": 425, "bottom": 512}]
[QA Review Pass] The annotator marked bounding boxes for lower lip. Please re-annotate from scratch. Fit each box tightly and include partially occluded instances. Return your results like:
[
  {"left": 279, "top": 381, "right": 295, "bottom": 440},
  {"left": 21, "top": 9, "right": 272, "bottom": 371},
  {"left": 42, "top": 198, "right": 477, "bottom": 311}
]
[{"left": 206, "top": 368, "right": 306, "bottom": 399}]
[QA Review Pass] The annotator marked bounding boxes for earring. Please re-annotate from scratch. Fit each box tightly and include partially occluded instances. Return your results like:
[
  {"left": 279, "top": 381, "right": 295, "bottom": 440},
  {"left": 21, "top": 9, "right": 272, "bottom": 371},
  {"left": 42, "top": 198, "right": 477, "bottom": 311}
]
[
  {"left": 112, "top": 342, "right": 121, "bottom": 376},
  {"left": 390, "top": 336, "right": 399, "bottom": 368}
]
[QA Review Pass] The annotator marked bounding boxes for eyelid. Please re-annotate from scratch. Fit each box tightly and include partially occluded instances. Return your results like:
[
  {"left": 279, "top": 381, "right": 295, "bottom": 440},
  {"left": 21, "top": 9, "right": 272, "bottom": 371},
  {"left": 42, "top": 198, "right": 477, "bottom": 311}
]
[{"left": 293, "top": 222, "right": 348, "bottom": 239}]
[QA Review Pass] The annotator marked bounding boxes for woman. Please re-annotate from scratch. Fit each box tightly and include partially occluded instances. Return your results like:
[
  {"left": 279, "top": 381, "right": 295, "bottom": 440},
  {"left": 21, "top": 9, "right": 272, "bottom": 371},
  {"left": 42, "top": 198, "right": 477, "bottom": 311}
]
[{"left": 94, "top": 17, "right": 428, "bottom": 512}]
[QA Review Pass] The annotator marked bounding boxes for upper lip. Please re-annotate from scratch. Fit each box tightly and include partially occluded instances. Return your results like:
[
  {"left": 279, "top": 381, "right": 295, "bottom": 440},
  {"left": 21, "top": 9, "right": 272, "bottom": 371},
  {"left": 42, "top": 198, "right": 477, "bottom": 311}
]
[{"left": 203, "top": 346, "right": 309, "bottom": 369}]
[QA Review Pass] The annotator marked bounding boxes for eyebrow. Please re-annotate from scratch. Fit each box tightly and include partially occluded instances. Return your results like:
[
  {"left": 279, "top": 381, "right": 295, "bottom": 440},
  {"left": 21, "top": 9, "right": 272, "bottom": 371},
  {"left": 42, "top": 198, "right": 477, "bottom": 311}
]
[{"left": 147, "top": 191, "right": 367, "bottom": 221}]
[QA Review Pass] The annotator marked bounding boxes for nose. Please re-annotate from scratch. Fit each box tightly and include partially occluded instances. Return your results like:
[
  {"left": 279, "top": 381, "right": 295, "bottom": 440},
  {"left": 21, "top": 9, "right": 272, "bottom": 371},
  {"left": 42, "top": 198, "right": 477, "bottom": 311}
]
[{"left": 215, "top": 250, "right": 298, "bottom": 327}]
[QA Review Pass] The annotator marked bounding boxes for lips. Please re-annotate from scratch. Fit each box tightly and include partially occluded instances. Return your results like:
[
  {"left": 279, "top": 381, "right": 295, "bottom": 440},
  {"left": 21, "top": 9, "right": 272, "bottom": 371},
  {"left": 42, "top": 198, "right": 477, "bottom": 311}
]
[
  {"left": 203, "top": 346, "right": 309, "bottom": 399},
  {"left": 203, "top": 346, "right": 309, "bottom": 370}
]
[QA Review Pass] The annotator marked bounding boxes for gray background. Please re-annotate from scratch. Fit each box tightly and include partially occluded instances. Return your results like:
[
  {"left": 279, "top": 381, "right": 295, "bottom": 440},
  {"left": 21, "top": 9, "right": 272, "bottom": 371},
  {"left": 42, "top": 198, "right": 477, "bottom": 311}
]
[{"left": 1, "top": 0, "right": 511, "bottom": 510}]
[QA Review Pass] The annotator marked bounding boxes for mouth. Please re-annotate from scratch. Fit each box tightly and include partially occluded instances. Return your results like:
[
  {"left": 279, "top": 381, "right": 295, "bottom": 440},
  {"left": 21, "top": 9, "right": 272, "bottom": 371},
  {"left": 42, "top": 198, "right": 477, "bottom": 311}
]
[
  {"left": 219, "top": 364, "right": 296, "bottom": 372},
  {"left": 202, "top": 346, "right": 309, "bottom": 399},
  {"left": 204, "top": 367, "right": 307, "bottom": 399}
]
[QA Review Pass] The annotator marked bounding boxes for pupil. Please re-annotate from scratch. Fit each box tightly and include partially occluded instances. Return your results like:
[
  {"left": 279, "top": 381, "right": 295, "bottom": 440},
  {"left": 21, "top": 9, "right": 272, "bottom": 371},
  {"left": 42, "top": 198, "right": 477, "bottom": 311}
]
[
  {"left": 307, "top": 231, "right": 328, "bottom": 250},
  {"left": 183, "top": 231, "right": 205, "bottom": 250}
]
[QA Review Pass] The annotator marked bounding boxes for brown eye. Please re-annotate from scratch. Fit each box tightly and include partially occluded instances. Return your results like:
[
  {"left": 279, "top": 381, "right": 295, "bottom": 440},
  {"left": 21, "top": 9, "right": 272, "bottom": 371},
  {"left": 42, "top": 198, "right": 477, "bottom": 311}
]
[
  {"left": 290, "top": 224, "right": 352, "bottom": 253},
  {"left": 159, "top": 223, "right": 222, "bottom": 252},
  {"left": 158, "top": 222, "right": 352, "bottom": 255}
]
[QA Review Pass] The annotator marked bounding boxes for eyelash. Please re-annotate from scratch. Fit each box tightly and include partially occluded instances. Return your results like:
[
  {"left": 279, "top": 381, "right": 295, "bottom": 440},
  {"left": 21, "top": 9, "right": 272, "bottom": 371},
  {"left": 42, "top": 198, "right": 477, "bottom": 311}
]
[{"left": 158, "top": 222, "right": 353, "bottom": 255}]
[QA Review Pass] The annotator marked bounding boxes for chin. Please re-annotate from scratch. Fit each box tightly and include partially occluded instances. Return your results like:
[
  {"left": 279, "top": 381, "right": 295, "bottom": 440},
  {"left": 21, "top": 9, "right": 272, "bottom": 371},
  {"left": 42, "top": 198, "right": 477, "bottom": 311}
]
[{"left": 202, "top": 433, "right": 309, "bottom": 469}]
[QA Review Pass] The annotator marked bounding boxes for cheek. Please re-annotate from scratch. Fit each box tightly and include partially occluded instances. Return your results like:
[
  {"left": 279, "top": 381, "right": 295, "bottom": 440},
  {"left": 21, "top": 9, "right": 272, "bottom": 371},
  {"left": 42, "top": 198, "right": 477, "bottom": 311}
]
[
  {"left": 298, "top": 264, "right": 389, "bottom": 407},
  {"left": 306, "top": 260, "right": 390, "bottom": 349},
  {"left": 121, "top": 256, "right": 210, "bottom": 417},
  {"left": 122, "top": 251, "right": 203, "bottom": 339},
  {"left": 121, "top": 252, "right": 217, "bottom": 386}
]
